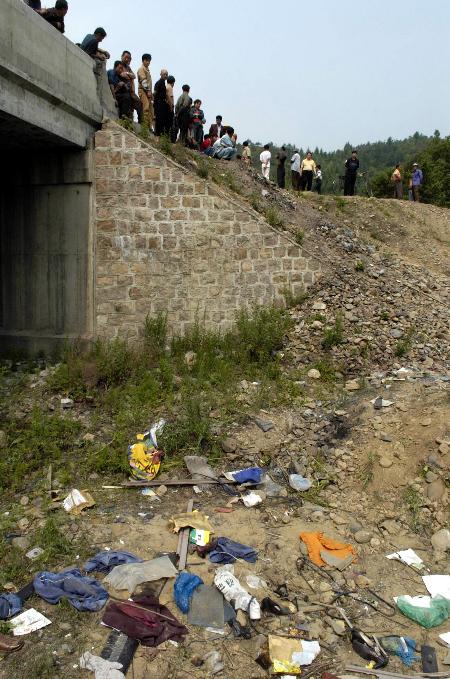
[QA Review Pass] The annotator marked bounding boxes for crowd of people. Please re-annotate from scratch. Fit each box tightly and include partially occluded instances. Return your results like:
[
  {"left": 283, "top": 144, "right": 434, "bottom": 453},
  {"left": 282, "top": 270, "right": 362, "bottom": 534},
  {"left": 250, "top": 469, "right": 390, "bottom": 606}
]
[{"left": 23, "top": 1, "right": 426, "bottom": 201}]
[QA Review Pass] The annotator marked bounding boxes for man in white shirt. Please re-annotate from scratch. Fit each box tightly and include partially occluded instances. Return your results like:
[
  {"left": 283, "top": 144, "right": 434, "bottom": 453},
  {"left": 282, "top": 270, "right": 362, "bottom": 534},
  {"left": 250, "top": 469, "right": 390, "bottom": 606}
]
[
  {"left": 260, "top": 144, "right": 271, "bottom": 180},
  {"left": 291, "top": 151, "right": 301, "bottom": 190}
]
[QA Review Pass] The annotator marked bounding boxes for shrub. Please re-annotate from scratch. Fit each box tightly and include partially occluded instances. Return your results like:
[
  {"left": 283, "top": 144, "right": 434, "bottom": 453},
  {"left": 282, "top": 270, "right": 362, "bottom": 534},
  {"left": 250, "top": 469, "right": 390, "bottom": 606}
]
[
  {"left": 234, "top": 305, "right": 292, "bottom": 363},
  {"left": 322, "top": 314, "right": 344, "bottom": 349},
  {"left": 264, "top": 206, "right": 284, "bottom": 228}
]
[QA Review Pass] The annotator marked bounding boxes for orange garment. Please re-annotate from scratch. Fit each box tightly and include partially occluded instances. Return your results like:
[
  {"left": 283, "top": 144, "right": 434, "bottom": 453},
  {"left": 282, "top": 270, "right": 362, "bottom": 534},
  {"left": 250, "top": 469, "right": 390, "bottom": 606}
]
[{"left": 299, "top": 531, "right": 356, "bottom": 567}]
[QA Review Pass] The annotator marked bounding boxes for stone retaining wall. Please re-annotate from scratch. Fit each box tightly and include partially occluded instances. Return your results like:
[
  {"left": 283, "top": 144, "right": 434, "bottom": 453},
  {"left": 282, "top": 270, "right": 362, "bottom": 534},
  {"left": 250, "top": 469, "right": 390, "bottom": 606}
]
[{"left": 94, "top": 122, "right": 320, "bottom": 339}]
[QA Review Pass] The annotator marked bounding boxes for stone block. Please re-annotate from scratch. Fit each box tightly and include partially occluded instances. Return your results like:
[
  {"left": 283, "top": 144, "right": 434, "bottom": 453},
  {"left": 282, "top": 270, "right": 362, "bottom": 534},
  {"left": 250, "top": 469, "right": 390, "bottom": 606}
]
[
  {"left": 128, "top": 166, "right": 142, "bottom": 179},
  {"left": 144, "top": 167, "right": 162, "bottom": 180}
]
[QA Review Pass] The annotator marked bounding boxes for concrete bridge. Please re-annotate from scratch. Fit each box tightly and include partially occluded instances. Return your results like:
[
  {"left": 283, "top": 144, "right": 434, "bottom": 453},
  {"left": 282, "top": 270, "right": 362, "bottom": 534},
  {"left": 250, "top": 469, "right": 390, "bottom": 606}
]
[{"left": 0, "top": 0, "right": 116, "bottom": 353}]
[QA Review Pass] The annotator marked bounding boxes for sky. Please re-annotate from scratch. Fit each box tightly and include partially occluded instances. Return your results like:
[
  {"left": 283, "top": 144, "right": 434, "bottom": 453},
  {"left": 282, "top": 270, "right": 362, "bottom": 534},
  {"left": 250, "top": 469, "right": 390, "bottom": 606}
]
[{"left": 67, "top": 0, "right": 450, "bottom": 151}]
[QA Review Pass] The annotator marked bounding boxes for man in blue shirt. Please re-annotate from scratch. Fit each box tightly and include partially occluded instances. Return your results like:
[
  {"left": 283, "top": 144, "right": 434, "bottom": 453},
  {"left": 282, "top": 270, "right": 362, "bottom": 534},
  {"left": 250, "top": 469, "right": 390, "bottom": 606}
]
[
  {"left": 107, "top": 61, "right": 131, "bottom": 119},
  {"left": 411, "top": 163, "right": 423, "bottom": 202},
  {"left": 81, "top": 28, "right": 110, "bottom": 62}
]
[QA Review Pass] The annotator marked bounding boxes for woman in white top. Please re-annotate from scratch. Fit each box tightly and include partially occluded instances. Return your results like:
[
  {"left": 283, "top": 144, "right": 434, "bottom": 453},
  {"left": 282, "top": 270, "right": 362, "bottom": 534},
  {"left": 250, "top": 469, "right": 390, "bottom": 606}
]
[{"left": 260, "top": 144, "right": 271, "bottom": 180}]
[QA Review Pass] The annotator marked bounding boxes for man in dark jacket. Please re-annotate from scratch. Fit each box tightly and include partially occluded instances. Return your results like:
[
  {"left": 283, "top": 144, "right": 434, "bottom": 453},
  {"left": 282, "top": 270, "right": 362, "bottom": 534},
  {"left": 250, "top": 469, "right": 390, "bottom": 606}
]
[
  {"left": 209, "top": 115, "right": 225, "bottom": 143},
  {"left": 344, "top": 150, "right": 359, "bottom": 196},
  {"left": 276, "top": 146, "right": 287, "bottom": 188},
  {"left": 38, "top": 0, "right": 68, "bottom": 33}
]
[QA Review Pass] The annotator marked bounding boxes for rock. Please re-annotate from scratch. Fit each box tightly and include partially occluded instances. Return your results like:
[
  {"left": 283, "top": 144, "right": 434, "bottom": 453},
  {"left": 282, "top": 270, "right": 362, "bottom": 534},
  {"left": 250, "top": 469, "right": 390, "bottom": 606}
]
[
  {"left": 354, "top": 530, "right": 371, "bottom": 544},
  {"left": 426, "top": 479, "right": 446, "bottom": 501},
  {"left": 253, "top": 416, "right": 274, "bottom": 432},
  {"left": 307, "top": 369, "right": 321, "bottom": 380},
  {"left": 355, "top": 575, "right": 372, "bottom": 588},
  {"left": 390, "top": 329, "right": 403, "bottom": 339},
  {"left": 58, "top": 623, "right": 72, "bottom": 632},
  {"left": 12, "top": 536, "right": 29, "bottom": 550},
  {"left": 221, "top": 437, "right": 237, "bottom": 453},
  {"left": 328, "top": 618, "right": 346, "bottom": 636},
  {"left": 438, "top": 442, "right": 449, "bottom": 455},
  {"left": 345, "top": 379, "right": 360, "bottom": 391},
  {"left": 331, "top": 514, "right": 348, "bottom": 526},
  {"left": 380, "top": 432, "right": 393, "bottom": 442},
  {"left": 421, "top": 417, "right": 432, "bottom": 426},
  {"left": 379, "top": 457, "right": 393, "bottom": 468},
  {"left": 58, "top": 643, "right": 74, "bottom": 655},
  {"left": 20, "top": 495, "right": 29, "bottom": 506},
  {"left": 0, "top": 430, "right": 7, "bottom": 448},
  {"left": 18, "top": 518, "right": 30, "bottom": 531},
  {"left": 83, "top": 433, "right": 95, "bottom": 442},
  {"left": 156, "top": 484, "right": 168, "bottom": 497},
  {"left": 60, "top": 398, "right": 74, "bottom": 409},
  {"left": 312, "top": 320, "right": 323, "bottom": 329},
  {"left": 422, "top": 357, "right": 434, "bottom": 369},
  {"left": 184, "top": 351, "right": 197, "bottom": 367},
  {"left": 321, "top": 552, "right": 354, "bottom": 571},
  {"left": 431, "top": 529, "right": 450, "bottom": 551},
  {"left": 312, "top": 302, "right": 327, "bottom": 311},
  {"left": 319, "top": 581, "right": 332, "bottom": 593},
  {"left": 425, "top": 471, "right": 439, "bottom": 483}
]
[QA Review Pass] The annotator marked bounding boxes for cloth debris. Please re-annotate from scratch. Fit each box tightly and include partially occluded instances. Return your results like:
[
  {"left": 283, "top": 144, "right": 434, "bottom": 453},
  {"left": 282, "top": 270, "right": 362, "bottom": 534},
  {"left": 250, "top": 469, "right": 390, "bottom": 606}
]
[
  {"left": 34, "top": 568, "right": 108, "bottom": 612},
  {"left": 79, "top": 651, "right": 124, "bottom": 678},
  {"left": 102, "top": 595, "right": 187, "bottom": 647},
  {"left": 104, "top": 556, "right": 178, "bottom": 594},
  {"left": 209, "top": 537, "right": 258, "bottom": 564},
  {"left": 224, "top": 467, "right": 263, "bottom": 484},
  {"left": 0, "top": 593, "right": 22, "bottom": 620},
  {"left": 83, "top": 550, "right": 142, "bottom": 574},
  {"left": 174, "top": 572, "right": 203, "bottom": 613},
  {"left": 386, "top": 549, "right": 425, "bottom": 571},
  {"left": 380, "top": 636, "right": 419, "bottom": 667},
  {"left": 168, "top": 511, "right": 213, "bottom": 534},
  {"left": 299, "top": 531, "right": 356, "bottom": 567},
  {"left": 10, "top": 608, "right": 52, "bottom": 635},
  {"left": 63, "top": 489, "right": 95, "bottom": 514},
  {"left": 423, "top": 574, "right": 450, "bottom": 600}
]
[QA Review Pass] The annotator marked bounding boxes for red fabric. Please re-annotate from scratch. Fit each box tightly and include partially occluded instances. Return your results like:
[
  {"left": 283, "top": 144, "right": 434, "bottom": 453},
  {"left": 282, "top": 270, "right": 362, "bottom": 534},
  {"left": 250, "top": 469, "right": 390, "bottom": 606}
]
[
  {"left": 200, "top": 138, "right": 212, "bottom": 151},
  {"left": 102, "top": 595, "right": 187, "bottom": 647}
]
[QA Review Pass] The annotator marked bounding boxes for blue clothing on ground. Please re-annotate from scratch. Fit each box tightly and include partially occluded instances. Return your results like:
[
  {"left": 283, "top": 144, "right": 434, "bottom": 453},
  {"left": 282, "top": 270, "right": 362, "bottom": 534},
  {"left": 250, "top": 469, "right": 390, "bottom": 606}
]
[
  {"left": 34, "top": 568, "right": 108, "bottom": 612},
  {"left": 209, "top": 537, "right": 258, "bottom": 564},
  {"left": 174, "top": 571, "right": 203, "bottom": 613},
  {"left": 0, "top": 593, "right": 22, "bottom": 620},
  {"left": 231, "top": 467, "right": 263, "bottom": 484},
  {"left": 412, "top": 168, "right": 423, "bottom": 186},
  {"left": 83, "top": 550, "right": 142, "bottom": 574}
]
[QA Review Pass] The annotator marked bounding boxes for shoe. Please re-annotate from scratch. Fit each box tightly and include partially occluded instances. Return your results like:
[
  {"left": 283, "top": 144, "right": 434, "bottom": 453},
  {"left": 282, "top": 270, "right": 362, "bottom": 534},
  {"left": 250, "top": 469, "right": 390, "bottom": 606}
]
[{"left": 0, "top": 633, "right": 24, "bottom": 653}]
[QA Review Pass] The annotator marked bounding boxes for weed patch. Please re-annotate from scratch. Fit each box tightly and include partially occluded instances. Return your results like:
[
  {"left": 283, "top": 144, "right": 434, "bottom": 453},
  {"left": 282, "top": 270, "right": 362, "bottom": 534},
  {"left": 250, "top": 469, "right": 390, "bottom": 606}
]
[
  {"left": 322, "top": 314, "right": 344, "bottom": 349},
  {"left": 264, "top": 206, "right": 284, "bottom": 228},
  {"left": 394, "top": 327, "right": 415, "bottom": 357}
]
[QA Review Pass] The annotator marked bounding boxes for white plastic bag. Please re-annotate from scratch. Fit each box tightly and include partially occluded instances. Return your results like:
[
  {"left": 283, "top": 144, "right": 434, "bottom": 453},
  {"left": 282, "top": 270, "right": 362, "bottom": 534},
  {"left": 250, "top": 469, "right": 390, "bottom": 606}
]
[{"left": 214, "top": 566, "right": 260, "bottom": 619}]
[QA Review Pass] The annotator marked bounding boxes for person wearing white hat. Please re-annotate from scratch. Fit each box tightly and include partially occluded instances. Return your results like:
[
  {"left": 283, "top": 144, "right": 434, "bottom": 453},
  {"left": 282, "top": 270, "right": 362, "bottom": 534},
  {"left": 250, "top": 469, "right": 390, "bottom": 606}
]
[{"left": 411, "top": 162, "right": 423, "bottom": 202}]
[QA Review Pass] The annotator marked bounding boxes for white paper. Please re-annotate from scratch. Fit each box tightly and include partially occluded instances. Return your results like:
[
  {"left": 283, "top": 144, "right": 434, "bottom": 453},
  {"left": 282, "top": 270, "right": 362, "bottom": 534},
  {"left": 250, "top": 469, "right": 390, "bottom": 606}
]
[
  {"left": 423, "top": 575, "right": 450, "bottom": 600},
  {"left": 242, "top": 492, "right": 263, "bottom": 507},
  {"left": 63, "top": 489, "right": 87, "bottom": 512},
  {"left": 292, "top": 640, "right": 321, "bottom": 666},
  {"left": 439, "top": 632, "right": 450, "bottom": 646},
  {"left": 371, "top": 398, "right": 394, "bottom": 407},
  {"left": 386, "top": 549, "right": 424, "bottom": 569},
  {"left": 10, "top": 608, "right": 51, "bottom": 636}
]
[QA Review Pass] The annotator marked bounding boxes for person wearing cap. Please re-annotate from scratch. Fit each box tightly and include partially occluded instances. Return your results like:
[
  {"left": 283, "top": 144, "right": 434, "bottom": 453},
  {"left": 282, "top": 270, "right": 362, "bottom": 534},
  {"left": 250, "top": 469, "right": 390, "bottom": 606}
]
[
  {"left": 411, "top": 162, "right": 423, "bottom": 202},
  {"left": 344, "top": 149, "right": 359, "bottom": 196}
]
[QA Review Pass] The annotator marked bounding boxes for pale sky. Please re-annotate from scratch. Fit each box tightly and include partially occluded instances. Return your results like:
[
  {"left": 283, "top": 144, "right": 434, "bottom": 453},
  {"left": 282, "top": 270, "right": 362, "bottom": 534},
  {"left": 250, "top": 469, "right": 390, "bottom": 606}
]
[{"left": 66, "top": 0, "right": 450, "bottom": 151}]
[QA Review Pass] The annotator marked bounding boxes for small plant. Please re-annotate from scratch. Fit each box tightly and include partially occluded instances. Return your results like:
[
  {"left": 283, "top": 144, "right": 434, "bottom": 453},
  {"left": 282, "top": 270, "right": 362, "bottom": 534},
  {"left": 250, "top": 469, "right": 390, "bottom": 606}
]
[
  {"left": 394, "top": 327, "right": 415, "bottom": 357},
  {"left": 196, "top": 158, "right": 209, "bottom": 179},
  {"left": 403, "top": 486, "right": 423, "bottom": 531},
  {"left": 264, "top": 206, "right": 284, "bottom": 228},
  {"left": 139, "top": 122, "right": 150, "bottom": 142},
  {"left": 282, "top": 286, "right": 308, "bottom": 308},
  {"left": 295, "top": 230, "right": 304, "bottom": 245},
  {"left": 143, "top": 312, "right": 168, "bottom": 360},
  {"left": 234, "top": 305, "right": 293, "bottom": 363},
  {"left": 310, "top": 359, "right": 336, "bottom": 382},
  {"left": 250, "top": 192, "right": 263, "bottom": 213},
  {"left": 158, "top": 134, "right": 174, "bottom": 158},
  {"left": 322, "top": 313, "right": 344, "bottom": 349},
  {"left": 311, "top": 313, "right": 325, "bottom": 322},
  {"left": 380, "top": 310, "right": 389, "bottom": 321},
  {"left": 355, "top": 260, "right": 365, "bottom": 272},
  {"left": 361, "top": 451, "right": 376, "bottom": 488},
  {"left": 159, "top": 399, "right": 219, "bottom": 461},
  {"left": 118, "top": 117, "right": 134, "bottom": 133},
  {"left": 334, "top": 196, "right": 346, "bottom": 210}
]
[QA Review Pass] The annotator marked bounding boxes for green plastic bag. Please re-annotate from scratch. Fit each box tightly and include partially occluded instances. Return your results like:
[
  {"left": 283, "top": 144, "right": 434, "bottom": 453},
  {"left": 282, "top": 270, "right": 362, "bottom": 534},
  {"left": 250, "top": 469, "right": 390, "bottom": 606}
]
[{"left": 396, "top": 595, "right": 450, "bottom": 629}]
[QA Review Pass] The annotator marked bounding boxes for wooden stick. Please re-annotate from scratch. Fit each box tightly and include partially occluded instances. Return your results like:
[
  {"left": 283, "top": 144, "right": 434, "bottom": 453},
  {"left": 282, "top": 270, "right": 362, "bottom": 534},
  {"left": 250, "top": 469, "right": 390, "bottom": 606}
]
[
  {"left": 346, "top": 665, "right": 450, "bottom": 678},
  {"left": 122, "top": 478, "right": 239, "bottom": 488},
  {"left": 177, "top": 499, "right": 194, "bottom": 571}
]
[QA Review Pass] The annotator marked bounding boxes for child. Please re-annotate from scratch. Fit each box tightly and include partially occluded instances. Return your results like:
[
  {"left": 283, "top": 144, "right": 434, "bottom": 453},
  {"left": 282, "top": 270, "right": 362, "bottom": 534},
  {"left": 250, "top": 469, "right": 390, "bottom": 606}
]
[
  {"left": 200, "top": 134, "right": 212, "bottom": 152},
  {"left": 242, "top": 140, "right": 251, "bottom": 166},
  {"left": 314, "top": 164, "right": 323, "bottom": 194},
  {"left": 260, "top": 144, "right": 271, "bottom": 180}
]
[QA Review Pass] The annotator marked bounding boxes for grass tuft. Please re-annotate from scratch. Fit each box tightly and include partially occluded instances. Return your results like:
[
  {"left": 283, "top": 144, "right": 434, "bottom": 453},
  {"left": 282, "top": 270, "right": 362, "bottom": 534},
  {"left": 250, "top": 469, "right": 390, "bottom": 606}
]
[{"left": 322, "top": 313, "right": 344, "bottom": 349}]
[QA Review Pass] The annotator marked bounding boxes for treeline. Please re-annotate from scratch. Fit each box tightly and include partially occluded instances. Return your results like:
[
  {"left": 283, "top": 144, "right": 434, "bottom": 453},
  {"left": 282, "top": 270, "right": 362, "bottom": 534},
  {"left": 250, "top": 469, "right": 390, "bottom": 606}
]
[{"left": 245, "top": 130, "right": 449, "bottom": 207}]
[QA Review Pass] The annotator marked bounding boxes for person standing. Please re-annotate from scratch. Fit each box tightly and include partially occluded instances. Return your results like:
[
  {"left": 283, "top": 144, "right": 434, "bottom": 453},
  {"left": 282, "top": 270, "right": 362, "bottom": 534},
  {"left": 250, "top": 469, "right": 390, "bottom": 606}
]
[
  {"left": 165, "top": 75, "right": 176, "bottom": 139},
  {"left": 411, "top": 162, "right": 423, "bottom": 202},
  {"left": 344, "top": 150, "right": 359, "bottom": 195},
  {"left": 120, "top": 51, "right": 143, "bottom": 124},
  {"left": 391, "top": 163, "right": 403, "bottom": 199},
  {"left": 314, "top": 164, "right": 323, "bottom": 194},
  {"left": 153, "top": 69, "right": 169, "bottom": 136},
  {"left": 260, "top": 144, "right": 271, "bottom": 180},
  {"left": 290, "top": 150, "right": 301, "bottom": 190},
  {"left": 190, "top": 100, "right": 206, "bottom": 145},
  {"left": 137, "top": 53, "right": 154, "bottom": 130},
  {"left": 276, "top": 146, "right": 287, "bottom": 188},
  {"left": 175, "top": 84, "right": 192, "bottom": 143},
  {"left": 300, "top": 151, "right": 316, "bottom": 191},
  {"left": 241, "top": 141, "right": 251, "bottom": 166}
]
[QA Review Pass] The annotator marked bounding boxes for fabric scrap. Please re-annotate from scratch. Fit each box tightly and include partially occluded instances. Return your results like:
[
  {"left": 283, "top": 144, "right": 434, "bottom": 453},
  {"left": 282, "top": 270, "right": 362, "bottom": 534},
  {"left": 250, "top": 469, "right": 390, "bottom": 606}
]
[
  {"left": 0, "top": 593, "right": 22, "bottom": 620},
  {"left": 104, "top": 555, "right": 178, "bottom": 594},
  {"left": 224, "top": 467, "right": 263, "bottom": 484},
  {"left": 34, "top": 568, "right": 108, "bottom": 612},
  {"left": 168, "top": 511, "right": 213, "bottom": 534},
  {"left": 102, "top": 595, "right": 188, "bottom": 647},
  {"left": 380, "top": 636, "right": 419, "bottom": 667},
  {"left": 83, "top": 550, "right": 142, "bottom": 574},
  {"left": 174, "top": 571, "right": 203, "bottom": 613},
  {"left": 79, "top": 651, "right": 124, "bottom": 678},
  {"left": 299, "top": 531, "right": 356, "bottom": 567},
  {"left": 209, "top": 537, "right": 258, "bottom": 564}
]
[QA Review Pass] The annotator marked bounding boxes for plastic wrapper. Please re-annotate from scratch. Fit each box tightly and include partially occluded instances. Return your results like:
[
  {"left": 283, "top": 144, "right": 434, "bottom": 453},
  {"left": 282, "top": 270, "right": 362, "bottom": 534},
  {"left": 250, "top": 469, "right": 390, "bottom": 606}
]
[
  {"left": 396, "top": 595, "right": 450, "bottom": 629},
  {"left": 105, "top": 556, "right": 178, "bottom": 594},
  {"left": 214, "top": 566, "right": 260, "bottom": 619},
  {"left": 173, "top": 572, "right": 203, "bottom": 613}
]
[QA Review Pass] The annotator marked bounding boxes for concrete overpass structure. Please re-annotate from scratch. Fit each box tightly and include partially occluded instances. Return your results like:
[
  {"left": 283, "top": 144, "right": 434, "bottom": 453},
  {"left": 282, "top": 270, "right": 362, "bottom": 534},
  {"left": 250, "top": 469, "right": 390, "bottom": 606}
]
[{"left": 0, "top": 0, "right": 115, "bottom": 353}]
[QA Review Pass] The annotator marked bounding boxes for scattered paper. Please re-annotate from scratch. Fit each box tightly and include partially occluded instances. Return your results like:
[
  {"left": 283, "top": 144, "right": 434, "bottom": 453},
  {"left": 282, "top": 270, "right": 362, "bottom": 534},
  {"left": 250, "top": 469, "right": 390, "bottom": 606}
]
[
  {"left": 423, "top": 575, "right": 450, "bottom": 600},
  {"left": 242, "top": 492, "right": 263, "bottom": 508},
  {"left": 386, "top": 549, "right": 425, "bottom": 570},
  {"left": 63, "top": 489, "right": 95, "bottom": 514},
  {"left": 292, "top": 640, "right": 321, "bottom": 666},
  {"left": 371, "top": 397, "right": 394, "bottom": 407},
  {"left": 439, "top": 632, "right": 450, "bottom": 646},
  {"left": 10, "top": 608, "right": 51, "bottom": 636}
]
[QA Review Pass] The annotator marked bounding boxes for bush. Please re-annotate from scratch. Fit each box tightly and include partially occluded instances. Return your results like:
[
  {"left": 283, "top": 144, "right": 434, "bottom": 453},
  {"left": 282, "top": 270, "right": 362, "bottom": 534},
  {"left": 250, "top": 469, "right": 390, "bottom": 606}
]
[
  {"left": 264, "top": 206, "right": 284, "bottom": 228},
  {"left": 322, "top": 314, "right": 344, "bottom": 349},
  {"left": 234, "top": 305, "right": 292, "bottom": 363}
]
